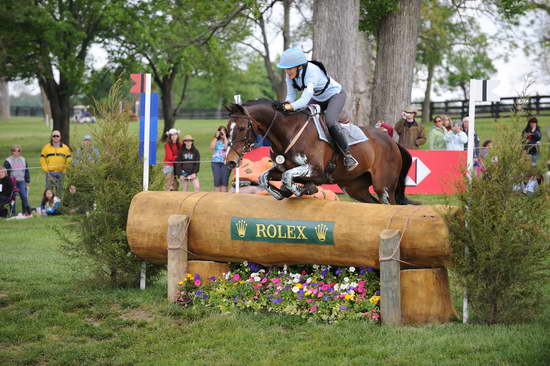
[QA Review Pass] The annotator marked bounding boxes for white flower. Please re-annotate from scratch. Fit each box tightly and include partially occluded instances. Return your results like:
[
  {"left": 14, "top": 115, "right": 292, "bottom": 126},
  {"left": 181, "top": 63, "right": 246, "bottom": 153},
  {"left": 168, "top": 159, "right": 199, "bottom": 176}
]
[
  {"left": 306, "top": 278, "right": 312, "bottom": 284},
  {"left": 243, "top": 261, "right": 248, "bottom": 266},
  {"left": 344, "top": 277, "right": 349, "bottom": 282},
  {"left": 334, "top": 284, "right": 340, "bottom": 291},
  {"left": 254, "top": 276, "right": 261, "bottom": 282},
  {"left": 349, "top": 266, "right": 356, "bottom": 273},
  {"left": 259, "top": 269, "right": 265, "bottom": 273},
  {"left": 349, "top": 290, "right": 355, "bottom": 295},
  {"left": 292, "top": 286, "right": 300, "bottom": 293},
  {"left": 283, "top": 265, "right": 288, "bottom": 272},
  {"left": 350, "top": 282, "right": 358, "bottom": 288},
  {"left": 293, "top": 277, "right": 300, "bottom": 283},
  {"left": 224, "top": 272, "right": 231, "bottom": 280},
  {"left": 312, "top": 264, "right": 319, "bottom": 270}
]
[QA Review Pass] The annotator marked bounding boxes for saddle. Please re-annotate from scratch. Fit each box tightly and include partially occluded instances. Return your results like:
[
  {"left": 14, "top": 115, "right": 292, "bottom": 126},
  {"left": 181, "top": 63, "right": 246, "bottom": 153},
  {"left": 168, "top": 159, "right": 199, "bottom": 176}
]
[{"left": 307, "top": 105, "right": 368, "bottom": 147}]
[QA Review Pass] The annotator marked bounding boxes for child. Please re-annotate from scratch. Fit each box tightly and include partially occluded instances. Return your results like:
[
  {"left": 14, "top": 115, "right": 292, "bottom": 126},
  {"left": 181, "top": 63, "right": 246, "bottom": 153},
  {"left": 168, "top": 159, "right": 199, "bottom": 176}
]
[
  {"left": 175, "top": 135, "right": 201, "bottom": 192},
  {"left": 39, "top": 188, "right": 62, "bottom": 216}
]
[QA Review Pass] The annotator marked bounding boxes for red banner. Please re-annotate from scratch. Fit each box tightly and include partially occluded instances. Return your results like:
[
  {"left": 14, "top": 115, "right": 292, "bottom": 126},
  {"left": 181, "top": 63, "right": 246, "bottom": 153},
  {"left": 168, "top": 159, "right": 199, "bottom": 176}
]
[{"left": 242, "top": 147, "right": 466, "bottom": 195}]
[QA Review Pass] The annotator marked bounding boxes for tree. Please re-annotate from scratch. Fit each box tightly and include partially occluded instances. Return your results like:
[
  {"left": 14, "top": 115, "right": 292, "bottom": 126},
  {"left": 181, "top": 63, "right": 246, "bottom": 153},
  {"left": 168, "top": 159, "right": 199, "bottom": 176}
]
[
  {"left": 312, "top": 0, "right": 374, "bottom": 125},
  {"left": 440, "top": 34, "right": 496, "bottom": 100},
  {"left": 111, "top": 0, "right": 248, "bottom": 138},
  {"left": 0, "top": 0, "right": 123, "bottom": 145},
  {"left": 366, "top": 0, "right": 422, "bottom": 125},
  {"left": 0, "top": 78, "right": 9, "bottom": 120}
]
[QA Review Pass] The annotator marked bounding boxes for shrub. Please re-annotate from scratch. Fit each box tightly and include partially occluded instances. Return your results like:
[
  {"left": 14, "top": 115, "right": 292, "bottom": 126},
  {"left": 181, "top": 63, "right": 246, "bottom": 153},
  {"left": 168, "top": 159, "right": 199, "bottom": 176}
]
[
  {"left": 444, "top": 121, "right": 550, "bottom": 324},
  {"left": 60, "top": 82, "right": 164, "bottom": 287}
]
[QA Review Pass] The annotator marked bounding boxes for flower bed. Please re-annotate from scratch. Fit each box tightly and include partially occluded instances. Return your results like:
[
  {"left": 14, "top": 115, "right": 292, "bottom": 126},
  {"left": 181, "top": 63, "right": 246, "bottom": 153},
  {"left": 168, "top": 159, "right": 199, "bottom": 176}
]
[{"left": 177, "top": 262, "right": 380, "bottom": 322}]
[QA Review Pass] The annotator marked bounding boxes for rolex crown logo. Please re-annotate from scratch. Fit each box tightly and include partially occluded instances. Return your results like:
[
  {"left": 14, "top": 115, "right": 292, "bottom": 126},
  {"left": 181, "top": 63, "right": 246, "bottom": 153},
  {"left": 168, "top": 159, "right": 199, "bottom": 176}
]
[
  {"left": 236, "top": 219, "right": 248, "bottom": 238},
  {"left": 315, "top": 224, "right": 328, "bottom": 242}
]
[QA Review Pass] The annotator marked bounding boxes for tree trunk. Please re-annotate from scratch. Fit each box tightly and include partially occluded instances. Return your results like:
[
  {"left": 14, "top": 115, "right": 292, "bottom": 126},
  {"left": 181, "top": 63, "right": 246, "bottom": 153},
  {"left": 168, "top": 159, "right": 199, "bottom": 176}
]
[
  {"left": 39, "top": 77, "right": 72, "bottom": 145},
  {"left": 40, "top": 85, "right": 52, "bottom": 123},
  {"left": 351, "top": 32, "right": 374, "bottom": 125},
  {"left": 313, "top": 0, "right": 360, "bottom": 121},
  {"left": 280, "top": 0, "right": 292, "bottom": 99},
  {"left": 369, "top": 0, "right": 421, "bottom": 125},
  {"left": 422, "top": 63, "right": 435, "bottom": 124},
  {"left": 160, "top": 79, "right": 175, "bottom": 139},
  {"left": 0, "top": 77, "right": 10, "bottom": 120},
  {"left": 460, "top": 82, "right": 467, "bottom": 100}
]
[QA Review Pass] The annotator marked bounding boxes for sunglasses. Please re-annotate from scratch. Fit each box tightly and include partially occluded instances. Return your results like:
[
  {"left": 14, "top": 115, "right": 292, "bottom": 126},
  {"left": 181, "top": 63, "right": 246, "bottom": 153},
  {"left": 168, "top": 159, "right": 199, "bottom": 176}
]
[
  {"left": 52, "top": 135, "right": 61, "bottom": 138},
  {"left": 12, "top": 149, "right": 21, "bottom": 152}
]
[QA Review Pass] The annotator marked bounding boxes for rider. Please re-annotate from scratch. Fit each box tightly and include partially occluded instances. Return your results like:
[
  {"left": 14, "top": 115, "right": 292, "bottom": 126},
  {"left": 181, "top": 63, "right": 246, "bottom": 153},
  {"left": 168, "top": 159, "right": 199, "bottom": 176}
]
[{"left": 276, "top": 48, "right": 358, "bottom": 171}]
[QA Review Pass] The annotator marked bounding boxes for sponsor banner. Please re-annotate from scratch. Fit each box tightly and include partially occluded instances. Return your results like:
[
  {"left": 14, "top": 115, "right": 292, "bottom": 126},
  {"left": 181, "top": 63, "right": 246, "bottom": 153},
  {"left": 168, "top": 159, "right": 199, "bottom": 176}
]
[
  {"left": 231, "top": 217, "right": 335, "bottom": 245},
  {"left": 242, "top": 147, "right": 466, "bottom": 195}
]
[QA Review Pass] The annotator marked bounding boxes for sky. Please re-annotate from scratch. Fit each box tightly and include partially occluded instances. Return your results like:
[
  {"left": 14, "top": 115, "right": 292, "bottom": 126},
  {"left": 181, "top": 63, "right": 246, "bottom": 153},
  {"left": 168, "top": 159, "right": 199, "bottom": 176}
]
[{"left": 9, "top": 4, "right": 549, "bottom": 102}]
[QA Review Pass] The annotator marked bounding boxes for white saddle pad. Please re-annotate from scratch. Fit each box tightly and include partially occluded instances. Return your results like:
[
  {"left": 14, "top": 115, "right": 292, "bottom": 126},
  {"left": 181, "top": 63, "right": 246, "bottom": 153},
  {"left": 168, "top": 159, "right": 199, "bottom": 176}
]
[{"left": 308, "top": 105, "right": 368, "bottom": 146}]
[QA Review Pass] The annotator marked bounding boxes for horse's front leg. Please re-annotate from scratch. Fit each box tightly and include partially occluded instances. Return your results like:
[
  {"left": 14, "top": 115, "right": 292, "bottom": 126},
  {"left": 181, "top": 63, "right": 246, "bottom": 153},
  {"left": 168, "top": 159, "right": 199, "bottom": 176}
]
[
  {"left": 259, "top": 167, "right": 292, "bottom": 200},
  {"left": 281, "top": 164, "right": 315, "bottom": 197}
]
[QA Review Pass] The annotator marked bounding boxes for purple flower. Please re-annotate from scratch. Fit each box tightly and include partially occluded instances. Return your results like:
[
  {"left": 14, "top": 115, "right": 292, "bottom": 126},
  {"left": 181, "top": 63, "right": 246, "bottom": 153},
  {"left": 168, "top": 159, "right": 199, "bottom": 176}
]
[
  {"left": 335, "top": 268, "right": 342, "bottom": 276},
  {"left": 340, "top": 305, "right": 348, "bottom": 311},
  {"left": 233, "top": 296, "right": 239, "bottom": 303},
  {"left": 367, "top": 267, "right": 374, "bottom": 273},
  {"left": 298, "top": 295, "right": 304, "bottom": 300},
  {"left": 321, "top": 268, "right": 329, "bottom": 278},
  {"left": 195, "top": 290, "right": 203, "bottom": 296},
  {"left": 272, "top": 298, "right": 283, "bottom": 303},
  {"left": 375, "top": 290, "right": 380, "bottom": 296},
  {"left": 194, "top": 273, "right": 201, "bottom": 281},
  {"left": 359, "top": 266, "right": 367, "bottom": 275},
  {"left": 284, "top": 285, "right": 291, "bottom": 290},
  {"left": 202, "top": 295, "right": 209, "bottom": 300},
  {"left": 208, "top": 276, "right": 217, "bottom": 281},
  {"left": 248, "top": 262, "right": 262, "bottom": 272},
  {"left": 323, "top": 296, "right": 331, "bottom": 301}
]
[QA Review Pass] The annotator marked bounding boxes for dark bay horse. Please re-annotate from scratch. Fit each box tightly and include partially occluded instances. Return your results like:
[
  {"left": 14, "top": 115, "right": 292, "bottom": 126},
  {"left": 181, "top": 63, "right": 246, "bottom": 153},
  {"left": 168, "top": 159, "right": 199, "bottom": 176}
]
[{"left": 225, "top": 99, "right": 413, "bottom": 205}]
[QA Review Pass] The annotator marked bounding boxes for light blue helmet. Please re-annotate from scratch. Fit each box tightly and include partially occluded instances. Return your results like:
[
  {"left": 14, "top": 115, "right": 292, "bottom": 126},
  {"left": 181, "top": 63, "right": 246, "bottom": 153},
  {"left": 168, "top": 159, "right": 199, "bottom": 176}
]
[{"left": 277, "top": 48, "right": 307, "bottom": 69}]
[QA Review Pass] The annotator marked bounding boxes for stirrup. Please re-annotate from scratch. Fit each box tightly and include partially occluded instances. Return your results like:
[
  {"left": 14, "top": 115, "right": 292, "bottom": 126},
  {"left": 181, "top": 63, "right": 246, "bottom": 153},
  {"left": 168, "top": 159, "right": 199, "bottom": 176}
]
[{"left": 344, "top": 153, "right": 358, "bottom": 171}]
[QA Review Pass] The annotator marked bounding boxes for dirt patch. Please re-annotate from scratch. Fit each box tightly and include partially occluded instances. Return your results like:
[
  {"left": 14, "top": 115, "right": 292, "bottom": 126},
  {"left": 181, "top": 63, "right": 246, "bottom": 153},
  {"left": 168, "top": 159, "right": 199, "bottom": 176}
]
[
  {"left": 120, "top": 308, "right": 155, "bottom": 323},
  {"left": 0, "top": 292, "right": 8, "bottom": 298}
]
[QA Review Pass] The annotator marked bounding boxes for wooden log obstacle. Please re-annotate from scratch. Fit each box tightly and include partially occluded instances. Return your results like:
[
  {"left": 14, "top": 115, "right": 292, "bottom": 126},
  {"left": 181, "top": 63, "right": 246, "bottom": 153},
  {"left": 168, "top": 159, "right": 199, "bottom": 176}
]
[{"left": 127, "top": 191, "right": 457, "bottom": 325}]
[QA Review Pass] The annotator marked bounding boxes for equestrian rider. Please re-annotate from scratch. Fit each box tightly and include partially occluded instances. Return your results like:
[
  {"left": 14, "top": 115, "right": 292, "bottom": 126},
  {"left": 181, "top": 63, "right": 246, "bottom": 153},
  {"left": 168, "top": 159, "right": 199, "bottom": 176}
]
[{"left": 276, "top": 48, "right": 358, "bottom": 171}]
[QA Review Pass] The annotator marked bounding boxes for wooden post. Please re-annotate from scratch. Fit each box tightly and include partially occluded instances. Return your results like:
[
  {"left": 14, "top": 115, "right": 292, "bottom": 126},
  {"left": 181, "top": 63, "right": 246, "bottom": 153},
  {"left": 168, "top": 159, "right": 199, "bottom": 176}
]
[
  {"left": 167, "top": 215, "right": 189, "bottom": 302},
  {"left": 379, "top": 229, "right": 401, "bottom": 326}
]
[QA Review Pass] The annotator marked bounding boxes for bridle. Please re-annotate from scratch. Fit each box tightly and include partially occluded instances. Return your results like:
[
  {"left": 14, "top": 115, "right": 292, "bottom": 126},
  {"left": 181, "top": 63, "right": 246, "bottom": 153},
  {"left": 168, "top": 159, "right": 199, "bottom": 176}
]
[{"left": 228, "top": 108, "right": 278, "bottom": 161}]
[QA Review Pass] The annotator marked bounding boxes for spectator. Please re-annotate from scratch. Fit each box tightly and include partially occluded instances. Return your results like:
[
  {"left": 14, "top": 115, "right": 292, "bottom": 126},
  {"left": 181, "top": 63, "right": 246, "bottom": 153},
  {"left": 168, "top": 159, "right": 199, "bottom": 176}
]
[
  {"left": 462, "top": 118, "right": 480, "bottom": 157},
  {"left": 39, "top": 188, "right": 62, "bottom": 216},
  {"left": 475, "top": 140, "right": 493, "bottom": 176},
  {"left": 62, "top": 184, "right": 81, "bottom": 214},
  {"left": 175, "top": 135, "right": 201, "bottom": 192},
  {"left": 210, "top": 125, "right": 230, "bottom": 192},
  {"left": 374, "top": 121, "right": 394, "bottom": 138},
  {"left": 522, "top": 117, "right": 542, "bottom": 166},
  {"left": 441, "top": 115, "right": 452, "bottom": 131},
  {"left": 428, "top": 115, "right": 447, "bottom": 150},
  {"left": 40, "top": 130, "right": 72, "bottom": 197},
  {"left": 0, "top": 166, "right": 14, "bottom": 218},
  {"left": 164, "top": 128, "right": 181, "bottom": 191},
  {"left": 73, "top": 135, "right": 100, "bottom": 164},
  {"left": 444, "top": 120, "right": 468, "bottom": 151},
  {"left": 394, "top": 105, "right": 426, "bottom": 149},
  {"left": 4, "top": 144, "right": 31, "bottom": 216}
]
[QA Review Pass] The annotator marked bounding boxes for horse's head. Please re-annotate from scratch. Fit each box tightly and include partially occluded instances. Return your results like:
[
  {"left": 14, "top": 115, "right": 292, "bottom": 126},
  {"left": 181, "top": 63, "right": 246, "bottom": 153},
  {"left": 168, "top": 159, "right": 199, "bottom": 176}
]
[{"left": 224, "top": 103, "right": 258, "bottom": 169}]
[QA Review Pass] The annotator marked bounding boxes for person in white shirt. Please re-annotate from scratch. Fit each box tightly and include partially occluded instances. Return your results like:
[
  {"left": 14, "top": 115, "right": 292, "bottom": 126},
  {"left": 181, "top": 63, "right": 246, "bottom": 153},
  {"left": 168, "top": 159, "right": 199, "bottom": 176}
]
[{"left": 444, "top": 121, "right": 468, "bottom": 151}]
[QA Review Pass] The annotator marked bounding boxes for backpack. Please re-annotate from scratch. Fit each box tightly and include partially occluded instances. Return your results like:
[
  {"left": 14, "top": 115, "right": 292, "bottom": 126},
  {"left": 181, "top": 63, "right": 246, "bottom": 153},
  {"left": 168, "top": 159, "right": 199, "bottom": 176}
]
[{"left": 291, "top": 60, "right": 331, "bottom": 97}]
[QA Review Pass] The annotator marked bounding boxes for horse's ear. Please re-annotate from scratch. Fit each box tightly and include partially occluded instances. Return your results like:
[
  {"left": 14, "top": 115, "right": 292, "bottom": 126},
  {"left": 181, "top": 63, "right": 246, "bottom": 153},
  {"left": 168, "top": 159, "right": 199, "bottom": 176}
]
[{"left": 224, "top": 103, "right": 246, "bottom": 115}]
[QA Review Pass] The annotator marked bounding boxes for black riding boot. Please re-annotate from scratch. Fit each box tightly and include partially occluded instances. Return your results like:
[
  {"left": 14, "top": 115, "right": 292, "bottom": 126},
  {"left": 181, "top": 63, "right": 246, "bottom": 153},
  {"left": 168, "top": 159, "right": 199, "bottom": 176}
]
[{"left": 329, "top": 125, "right": 359, "bottom": 171}]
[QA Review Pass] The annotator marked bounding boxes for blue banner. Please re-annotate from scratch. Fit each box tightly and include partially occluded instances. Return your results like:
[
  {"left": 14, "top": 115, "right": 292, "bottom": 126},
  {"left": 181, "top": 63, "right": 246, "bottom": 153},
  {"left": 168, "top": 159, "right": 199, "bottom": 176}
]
[{"left": 139, "top": 92, "right": 158, "bottom": 165}]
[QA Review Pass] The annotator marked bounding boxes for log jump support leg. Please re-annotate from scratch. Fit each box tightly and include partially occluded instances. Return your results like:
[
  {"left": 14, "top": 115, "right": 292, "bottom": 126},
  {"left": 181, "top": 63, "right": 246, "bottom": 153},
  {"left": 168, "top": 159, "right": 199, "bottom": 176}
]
[
  {"left": 167, "top": 215, "right": 189, "bottom": 302},
  {"left": 379, "top": 229, "right": 402, "bottom": 326}
]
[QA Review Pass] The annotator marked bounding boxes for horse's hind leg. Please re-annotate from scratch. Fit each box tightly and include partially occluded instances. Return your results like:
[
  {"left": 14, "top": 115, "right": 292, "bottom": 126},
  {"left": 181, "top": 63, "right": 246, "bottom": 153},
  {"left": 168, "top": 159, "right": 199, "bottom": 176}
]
[
  {"left": 340, "top": 177, "right": 380, "bottom": 204},
  {"left": 371, "top": 172, "right": 397, "bottom": 205}
]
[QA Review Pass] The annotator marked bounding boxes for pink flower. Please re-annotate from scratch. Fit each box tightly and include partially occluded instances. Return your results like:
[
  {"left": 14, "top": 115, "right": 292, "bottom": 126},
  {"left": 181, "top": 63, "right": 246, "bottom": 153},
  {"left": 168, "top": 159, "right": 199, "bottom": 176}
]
[
  {"left": 271, "top": 278, "right": 281, "bottom": 283},
  {"left": 317, "top": 292, "right": 324, "bottom": 298},
  {"left": 253, "top": 283, "right": 263, "bottom": 289},
  {"left": 306, "top": 299, "right": 314, "bottom": 303},
  {"left": 232, "top": 274, "right": 241, "bottom": 281},
  {"left": 309, "top": 305, "right": 318, "bottom": 313},
  {"left": 261, "top": 277, "right": 268, "bottom": 283},
  {"left": 194, "top": 280, "right": 201, "bottom": 286}
]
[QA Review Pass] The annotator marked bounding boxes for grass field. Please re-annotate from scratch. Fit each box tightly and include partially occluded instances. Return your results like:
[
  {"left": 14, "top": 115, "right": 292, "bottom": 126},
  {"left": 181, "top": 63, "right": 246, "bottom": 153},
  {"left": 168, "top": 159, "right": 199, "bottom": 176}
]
[{"left": 1, "top": 116, "right": 550, "bottom": 365}]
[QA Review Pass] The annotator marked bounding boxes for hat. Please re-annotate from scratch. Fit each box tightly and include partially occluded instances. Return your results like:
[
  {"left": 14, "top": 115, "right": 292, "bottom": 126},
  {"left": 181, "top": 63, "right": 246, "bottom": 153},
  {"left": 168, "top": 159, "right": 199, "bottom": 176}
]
[
  {"left": 403, "top": 105, "right": 418, "bottom": 114},
  {"left": 83, "top": 135, "right": 92, "bottom": 141},
  {"left": 166, "top": 128, "right": 180, "bottom": 136},
  {"left": 277, "top": 48, "right": 308, "bottom": 69},
  {"left": 183, "top": 135, "right": 194, "bottom": 141}
]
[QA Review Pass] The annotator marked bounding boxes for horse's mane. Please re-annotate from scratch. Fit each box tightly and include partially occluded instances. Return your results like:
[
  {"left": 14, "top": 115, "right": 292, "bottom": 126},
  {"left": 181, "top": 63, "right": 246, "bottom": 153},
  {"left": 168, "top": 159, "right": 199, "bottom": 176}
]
[{"left": 242, "top": 98, "right": 274, "bottom": 107}]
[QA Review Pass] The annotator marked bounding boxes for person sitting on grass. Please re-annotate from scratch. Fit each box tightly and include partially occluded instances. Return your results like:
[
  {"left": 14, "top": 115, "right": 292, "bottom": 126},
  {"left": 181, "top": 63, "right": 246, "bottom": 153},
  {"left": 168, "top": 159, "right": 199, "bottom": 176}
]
[
  {"left": 0, "top": 166, "right": 14, "bottom": 218},
  {"left": 62, "top": 184, "right": 82, "bottom": 214},
  {"left": 39, "top": 188, "right": 62, "bottom": 216}
]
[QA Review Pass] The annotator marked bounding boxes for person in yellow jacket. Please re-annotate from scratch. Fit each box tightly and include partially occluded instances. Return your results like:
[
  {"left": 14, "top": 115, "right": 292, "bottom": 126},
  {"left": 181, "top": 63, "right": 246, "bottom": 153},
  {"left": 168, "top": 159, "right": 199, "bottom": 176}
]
[{"left": 40, "top": 130, "right": 72, "bottom": 196}]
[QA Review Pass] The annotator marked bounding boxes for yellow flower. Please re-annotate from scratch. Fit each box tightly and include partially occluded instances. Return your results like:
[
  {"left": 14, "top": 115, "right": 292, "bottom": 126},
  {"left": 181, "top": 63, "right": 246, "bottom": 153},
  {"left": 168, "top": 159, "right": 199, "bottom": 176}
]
[
  {"left": 177, "top": 281, "right": 184, "bottom": 285},
  {"left": 305, "top": 291, "right": 311, "bottom": 296},
  {"left": 295, "top": 283, "right": 303, "bottom": 288},
  {"left": 239, "top": 281, "right": 245, "bottom": 284},
  {"left": 369, "top": 295, "right": 381, "bottom": 305},
  {"left": 186, "top": 273, "right": 193, "bottom": 279},
  {"left": 345, "top": 294, "right": 352, "bottom": 301}
]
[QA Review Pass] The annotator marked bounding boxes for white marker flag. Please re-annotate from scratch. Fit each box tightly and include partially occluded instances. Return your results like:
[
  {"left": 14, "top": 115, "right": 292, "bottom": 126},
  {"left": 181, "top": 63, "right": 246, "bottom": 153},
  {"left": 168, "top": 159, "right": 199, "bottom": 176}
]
[{"left": 470, "top": 79, "right": 500, "bottom": 102}]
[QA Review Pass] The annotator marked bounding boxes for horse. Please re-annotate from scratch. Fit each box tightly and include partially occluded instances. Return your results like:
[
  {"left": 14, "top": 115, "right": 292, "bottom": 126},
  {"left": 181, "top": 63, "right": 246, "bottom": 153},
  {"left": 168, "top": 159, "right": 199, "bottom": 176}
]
[{"left": 224, "top": 99, "right": 414, "bottom": 205}]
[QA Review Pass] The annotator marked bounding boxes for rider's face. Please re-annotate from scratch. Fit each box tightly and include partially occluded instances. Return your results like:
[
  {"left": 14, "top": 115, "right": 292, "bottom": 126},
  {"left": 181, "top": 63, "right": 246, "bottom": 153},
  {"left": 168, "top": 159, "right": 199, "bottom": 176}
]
[{"left": 285, "top": 66, "right": 299, "bottom": 80}]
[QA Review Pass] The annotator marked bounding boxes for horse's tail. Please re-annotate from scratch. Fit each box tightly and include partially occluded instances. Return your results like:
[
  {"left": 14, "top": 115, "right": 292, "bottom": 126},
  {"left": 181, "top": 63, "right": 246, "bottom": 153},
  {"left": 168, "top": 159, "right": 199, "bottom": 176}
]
[{"left": 395, "top": 144, "right": 421, "bottom": 205}]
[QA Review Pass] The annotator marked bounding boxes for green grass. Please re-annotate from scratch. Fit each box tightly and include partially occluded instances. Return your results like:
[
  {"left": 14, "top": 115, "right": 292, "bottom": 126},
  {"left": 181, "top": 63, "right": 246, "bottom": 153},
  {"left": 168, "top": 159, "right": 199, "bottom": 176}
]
[{"left": 1, "top": 116, "right": 549, "bottom": 365}]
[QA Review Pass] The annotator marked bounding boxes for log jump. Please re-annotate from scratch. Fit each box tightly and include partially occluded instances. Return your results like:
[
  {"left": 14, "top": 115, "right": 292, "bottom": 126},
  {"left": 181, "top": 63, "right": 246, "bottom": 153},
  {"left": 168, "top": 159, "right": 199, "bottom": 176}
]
[{"left": 127, "top": 191, "right": 457, "bottom": 325}]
